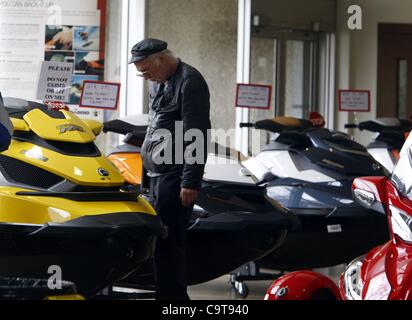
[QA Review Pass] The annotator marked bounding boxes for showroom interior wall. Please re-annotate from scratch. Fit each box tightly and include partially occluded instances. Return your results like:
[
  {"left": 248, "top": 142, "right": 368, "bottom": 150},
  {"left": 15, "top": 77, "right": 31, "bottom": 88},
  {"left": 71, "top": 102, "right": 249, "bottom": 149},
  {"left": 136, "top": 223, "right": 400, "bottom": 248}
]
[
  {"left": 336, "top": 0, "right": 412, "bottom": 145},
  {"left": 252, "top": 0, "right": 336, "bottom": 32},
  {"left": 146, "top": 0, "right": 238, "bottom": 143}
]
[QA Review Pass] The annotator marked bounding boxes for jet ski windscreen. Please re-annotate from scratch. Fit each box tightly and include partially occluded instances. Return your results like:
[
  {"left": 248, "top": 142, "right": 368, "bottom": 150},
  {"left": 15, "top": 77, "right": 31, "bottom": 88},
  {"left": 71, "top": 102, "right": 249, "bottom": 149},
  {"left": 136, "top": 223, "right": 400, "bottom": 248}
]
[
  {"left": 391, "top": 132, "right": 412, "bottom": 200},
  {"left": 3, "top": 97, "right": 48, "bottom": 119},
  {"left": 0, "top": 93, "right": 13, "bottom": 152}
]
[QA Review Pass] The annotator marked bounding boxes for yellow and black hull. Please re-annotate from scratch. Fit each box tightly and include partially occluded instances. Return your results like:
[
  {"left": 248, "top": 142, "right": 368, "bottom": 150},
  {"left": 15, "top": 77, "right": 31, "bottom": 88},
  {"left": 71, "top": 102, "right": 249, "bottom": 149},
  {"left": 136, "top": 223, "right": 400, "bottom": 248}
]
[
  {"left": 0, "top": 102, "right": 167, "bottom": 298},
  {"left": 0, "top": 188, "right": 165, "bottom": 298}
]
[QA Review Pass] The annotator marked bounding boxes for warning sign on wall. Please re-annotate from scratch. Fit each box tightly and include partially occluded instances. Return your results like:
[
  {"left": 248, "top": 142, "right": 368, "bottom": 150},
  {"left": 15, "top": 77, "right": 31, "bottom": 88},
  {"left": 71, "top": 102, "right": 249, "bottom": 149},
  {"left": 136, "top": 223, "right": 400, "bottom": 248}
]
[
  {"left": 338, "top": 90, "right": 370, "bottom": 112},
  {"left": 236, "top": 84, "right": 272, "bottom": 110},
  {"left": 80, "top": 80, "right": 120, "bottom": 110}
]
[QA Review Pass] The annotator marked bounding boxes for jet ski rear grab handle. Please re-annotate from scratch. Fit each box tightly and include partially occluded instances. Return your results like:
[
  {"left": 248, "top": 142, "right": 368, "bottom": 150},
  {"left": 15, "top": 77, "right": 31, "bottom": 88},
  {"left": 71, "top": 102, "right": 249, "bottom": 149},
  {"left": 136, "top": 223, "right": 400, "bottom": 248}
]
[{"left": 344, "top": 124, "right": 359, "bottom": 129}]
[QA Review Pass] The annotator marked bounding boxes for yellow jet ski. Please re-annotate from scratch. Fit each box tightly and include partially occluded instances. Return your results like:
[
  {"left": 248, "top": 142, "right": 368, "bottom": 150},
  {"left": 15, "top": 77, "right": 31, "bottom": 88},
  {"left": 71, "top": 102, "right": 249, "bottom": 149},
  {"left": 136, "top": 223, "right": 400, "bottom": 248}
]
[{"left": 0, "top": 96, "right": 165, "bottom": 298}]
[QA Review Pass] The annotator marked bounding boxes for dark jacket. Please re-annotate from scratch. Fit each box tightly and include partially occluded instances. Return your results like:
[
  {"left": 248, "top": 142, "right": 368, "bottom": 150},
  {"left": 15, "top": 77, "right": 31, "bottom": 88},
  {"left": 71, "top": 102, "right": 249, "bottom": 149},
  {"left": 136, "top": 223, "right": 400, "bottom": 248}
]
[{"left": 141, "top": 60, "right": 211, "bottom": 190}]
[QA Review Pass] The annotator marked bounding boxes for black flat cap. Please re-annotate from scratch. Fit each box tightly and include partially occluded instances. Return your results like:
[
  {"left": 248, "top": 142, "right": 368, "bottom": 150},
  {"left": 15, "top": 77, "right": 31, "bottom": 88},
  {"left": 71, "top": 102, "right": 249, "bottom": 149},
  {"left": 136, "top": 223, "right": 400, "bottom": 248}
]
[{"left": 128, "top": 38, "right": 168, "bottom": 64}]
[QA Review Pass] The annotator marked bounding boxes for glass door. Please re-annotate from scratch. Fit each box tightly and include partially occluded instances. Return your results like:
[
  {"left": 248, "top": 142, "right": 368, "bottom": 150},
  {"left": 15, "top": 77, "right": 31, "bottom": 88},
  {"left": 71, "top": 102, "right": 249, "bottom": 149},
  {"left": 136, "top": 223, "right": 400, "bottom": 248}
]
[
  {"left": 249, "top": 31, "right": 317, "bottom": 154},
  {"left": 284, "top": 39, "right": 313, "bottom": 119}
]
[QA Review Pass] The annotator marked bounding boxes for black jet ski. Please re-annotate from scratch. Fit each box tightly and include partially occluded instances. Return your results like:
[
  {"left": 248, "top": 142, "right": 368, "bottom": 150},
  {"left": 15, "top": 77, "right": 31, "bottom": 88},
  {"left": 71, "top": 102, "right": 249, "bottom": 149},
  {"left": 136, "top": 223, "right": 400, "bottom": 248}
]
[
  {"left": 345, "top": 118, "right": 412, "bottom": 172},
  {"left": 103, "top": 116, "right": 298, "bottom": 289},
  {"left": 104, "top": 115, "right": 389, "bottom": 296},
  {"left": 240, "top": 117, "right": 389, "bottom": 270}
]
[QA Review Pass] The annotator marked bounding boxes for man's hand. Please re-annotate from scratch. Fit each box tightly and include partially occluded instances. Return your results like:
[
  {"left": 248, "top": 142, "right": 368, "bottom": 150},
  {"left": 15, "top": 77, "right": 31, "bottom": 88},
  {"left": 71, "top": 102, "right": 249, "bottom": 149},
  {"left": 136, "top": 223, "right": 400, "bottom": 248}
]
[{"left": 180, "top": 188, "right": 199, "bottom": 208}]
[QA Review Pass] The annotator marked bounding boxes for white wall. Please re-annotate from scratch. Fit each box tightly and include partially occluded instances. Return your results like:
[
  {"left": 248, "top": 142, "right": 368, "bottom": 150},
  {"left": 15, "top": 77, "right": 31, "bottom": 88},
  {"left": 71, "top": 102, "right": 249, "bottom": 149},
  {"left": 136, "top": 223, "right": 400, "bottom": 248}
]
[
  {"left": 336, "top": 0, "right": 412, "bottom": 145},
  {"left": 147, "top": 0, "right": 238, "bottom": 134}
]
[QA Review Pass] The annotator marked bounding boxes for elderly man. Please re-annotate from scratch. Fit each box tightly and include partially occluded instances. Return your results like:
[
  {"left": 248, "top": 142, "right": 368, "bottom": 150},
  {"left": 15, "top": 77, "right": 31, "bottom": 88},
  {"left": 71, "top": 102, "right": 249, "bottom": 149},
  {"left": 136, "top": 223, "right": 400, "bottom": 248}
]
[{"left": 129, "top": 39, "right": 211, "bottom": 300}]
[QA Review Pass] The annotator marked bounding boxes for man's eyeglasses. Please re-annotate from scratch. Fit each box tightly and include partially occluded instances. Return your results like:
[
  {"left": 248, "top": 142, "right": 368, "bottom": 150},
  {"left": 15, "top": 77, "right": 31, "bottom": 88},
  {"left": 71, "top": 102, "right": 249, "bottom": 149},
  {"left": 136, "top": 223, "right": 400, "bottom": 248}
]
[{"left": 136, "top": 70, "right": 149, "bottom": 77}]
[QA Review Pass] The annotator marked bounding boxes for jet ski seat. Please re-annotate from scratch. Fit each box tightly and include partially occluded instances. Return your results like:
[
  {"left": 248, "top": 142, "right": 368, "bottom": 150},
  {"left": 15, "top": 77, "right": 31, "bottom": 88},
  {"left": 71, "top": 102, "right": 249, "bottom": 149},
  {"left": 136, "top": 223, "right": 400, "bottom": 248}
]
[
  {"left": 0, "top": 94, "right": 13, "bottom": 152},
  {"left": 358, "top": 118, "right": 412, "bottom": 133},
  {"left": 253, "top": 117, "right": 313, "bottom": 133}
]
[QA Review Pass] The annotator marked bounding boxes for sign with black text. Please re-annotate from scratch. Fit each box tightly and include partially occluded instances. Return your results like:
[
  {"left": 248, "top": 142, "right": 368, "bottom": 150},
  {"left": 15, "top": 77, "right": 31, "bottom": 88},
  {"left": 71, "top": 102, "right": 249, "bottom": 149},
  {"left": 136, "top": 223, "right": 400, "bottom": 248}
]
[
  {"left": 236, "top": 84, "right": 272, "bottom": 110},
  {"left": 36, "top": 61, "right": 73, "bottom": 103},
  {"left": 79, "top": 80, "right": 120, "bottom": 110},
  {"left": 338, "top": 90, "right": 370, "bottom": 112}
]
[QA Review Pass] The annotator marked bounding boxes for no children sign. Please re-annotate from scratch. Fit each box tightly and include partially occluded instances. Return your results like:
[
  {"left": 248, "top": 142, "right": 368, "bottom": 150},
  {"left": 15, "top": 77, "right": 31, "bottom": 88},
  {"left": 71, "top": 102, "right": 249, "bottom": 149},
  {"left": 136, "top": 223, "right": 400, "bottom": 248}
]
[{"left": 37, "top": 61, "right": 73, "bottom": 103}]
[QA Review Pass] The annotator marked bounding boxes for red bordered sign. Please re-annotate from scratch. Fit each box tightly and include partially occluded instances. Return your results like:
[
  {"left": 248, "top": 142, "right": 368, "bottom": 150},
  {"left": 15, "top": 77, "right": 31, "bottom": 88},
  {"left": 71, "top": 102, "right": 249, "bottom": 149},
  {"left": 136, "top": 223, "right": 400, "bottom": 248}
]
[
  {"left": 236, "top": 84, "right": 272, "bottom": 110},
  {"left": 80, "top": 80, "right": 121, "bottom": 110},
  {"left": 338, "top": 90, "right": 371, "bottom": 112}
]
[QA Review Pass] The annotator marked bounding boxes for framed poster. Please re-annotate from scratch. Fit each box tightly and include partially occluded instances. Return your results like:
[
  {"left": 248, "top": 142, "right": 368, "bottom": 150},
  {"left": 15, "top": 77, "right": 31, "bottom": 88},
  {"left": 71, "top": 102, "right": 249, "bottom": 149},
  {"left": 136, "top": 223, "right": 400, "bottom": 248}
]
[
  {"left": 79, "top": 80, "right": 120, "bottom": 110},
  {"left": 236, "top": 84, "right": 272, "bottom": 110},
  {"left": 338, "top": 90, "right": 371, "bottom": 112},
  {"left": 0, "top": 0, "right": 107, "bottom": 102}
]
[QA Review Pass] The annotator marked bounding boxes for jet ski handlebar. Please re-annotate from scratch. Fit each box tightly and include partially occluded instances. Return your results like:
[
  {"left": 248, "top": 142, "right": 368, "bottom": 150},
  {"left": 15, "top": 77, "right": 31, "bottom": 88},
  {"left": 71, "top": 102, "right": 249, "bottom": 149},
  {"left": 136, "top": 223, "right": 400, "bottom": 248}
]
[
  {"left": 240, "top": 121, "right": 283, "bottom": 133},
  {"left": 344, "top": 124, "right": 359, "bottom": 129},
  {"left": 103, "top": 119, "right": 147, "bottom": 136},
  {"left": 240, "top": 118, "right": 312, "bottom": 133},
  {"left": 346, "top": 119, "right": 412, "bottom": 133},
  {"left": 239, "top": 123, "right": 255, "bottom": 128}
]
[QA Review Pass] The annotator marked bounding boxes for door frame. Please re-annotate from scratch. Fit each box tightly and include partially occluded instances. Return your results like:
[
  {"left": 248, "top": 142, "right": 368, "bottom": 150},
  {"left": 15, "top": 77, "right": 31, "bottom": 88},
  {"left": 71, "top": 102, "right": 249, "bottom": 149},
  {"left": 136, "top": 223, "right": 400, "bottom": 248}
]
[
  {"left": 377, "top": 23, "right": 412, "bottom": 118},
  {"left": 236, "top": 0, "right": 252, "bottom": 154},
  {"left": 120, "top": 0, "right": 146, "bottom": 118}
]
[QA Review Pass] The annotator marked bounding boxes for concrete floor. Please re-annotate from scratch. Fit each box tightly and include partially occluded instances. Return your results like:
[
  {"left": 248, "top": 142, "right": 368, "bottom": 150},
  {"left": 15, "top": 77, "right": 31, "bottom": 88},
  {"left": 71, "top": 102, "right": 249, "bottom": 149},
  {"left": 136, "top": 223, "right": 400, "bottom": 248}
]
[
  {"left": 188, "top": 274, "right": 275, "bottom": 300},
  {"left": 112, "top": 264, "right": 345, "bottom": 300},
  {"left": 188, "top": 265, "right": 345, "bottom": 300}
]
